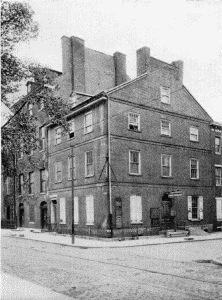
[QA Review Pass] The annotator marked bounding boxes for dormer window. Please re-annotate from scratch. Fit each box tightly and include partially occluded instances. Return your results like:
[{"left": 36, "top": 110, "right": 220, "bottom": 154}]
[{"left": 161, "top": 87, "right": 171, "bottom": 104}]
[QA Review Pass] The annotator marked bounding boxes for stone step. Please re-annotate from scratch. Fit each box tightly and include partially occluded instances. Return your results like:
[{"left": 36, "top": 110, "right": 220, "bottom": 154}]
[{"left": 166, "top": 231, "right": 189, "bottom": 238}]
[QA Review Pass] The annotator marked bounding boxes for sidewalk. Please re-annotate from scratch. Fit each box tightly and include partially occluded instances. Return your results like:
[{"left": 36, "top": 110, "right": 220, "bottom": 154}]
[
  {"left": 1, "top": 272, "right": 74, "bottom": 300},
  {"left": 2, "top": 228, "right": 222, "bottom": 265}
]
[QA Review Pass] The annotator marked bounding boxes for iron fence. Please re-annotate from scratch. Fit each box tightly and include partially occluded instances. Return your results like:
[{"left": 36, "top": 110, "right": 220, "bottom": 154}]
[{"left": 1, "top": 220, "right": 16, "bottom": 229}]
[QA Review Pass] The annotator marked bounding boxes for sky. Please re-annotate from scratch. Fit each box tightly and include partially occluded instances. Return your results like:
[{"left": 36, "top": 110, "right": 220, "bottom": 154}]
[{"left": 14, "top": 0, "right": 221, "bottom": 122}]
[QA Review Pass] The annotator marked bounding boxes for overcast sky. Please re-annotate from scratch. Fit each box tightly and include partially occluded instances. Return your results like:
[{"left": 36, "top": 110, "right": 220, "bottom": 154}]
[{"left": 15, "top": 0, "right": 221, "bottom": 122}]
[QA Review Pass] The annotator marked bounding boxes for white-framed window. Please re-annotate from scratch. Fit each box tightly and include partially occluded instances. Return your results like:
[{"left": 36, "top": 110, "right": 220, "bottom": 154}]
[
  {"left": 29, "top": 172, "right": 34, "bottom": 194},
  {"left": 55, "top": 161, "right": 62, "bottom": 182},
  {"left": 129, "top": 150, "right": 141, "bottom": 175},
  {"left": 84, "top": 111, "right": 93, "bottom": 134},
  {"left": 74, "top": 196, "right": 79, "bottom": 224},
  {"left": 68, "top": 120, "right": 75, "bottom": 139},
  {"left": 55, "top": 127, "right": 62, "bottom": 145},
  {"left": 128, "top": 113, "right": 140, "bottom": 131},
  {"left": 190, "top": 126, "right": 199, "bottom": 142},
  {"left": 59, "top": 197, "right": 66, "bottom": 224},
  {"left": 161, "top": 86, "right": 171, "bottom": 104},
  {"left": 85, "top": 151, "right": 94, "bottom": 177},
  {"left": 215, "top": 166, "right": 222, "bottom": 186},
  {"left": 215, "top": 137, "right": 221, "bottom": 154},
  {"left": 6, "top": 177, "right": 10, "bottom": 195},
  {"left": 86, "top": 195, "right": 94, "bottom": 225},
  {"left": 19, "top": 174, "right": 24, "bottom": 195},
  {"left": 190, "top": 159, "right": 199, "bottom": 179},
  {"left": 216, "top": 198, "right": 222, "bottom": 221},
  {"left": 161, "top": 120, "right": 171, "bottom": 136},
  {"left": 188, "top": 196, "right": 203, "bottom": 221},
  {"left": 130, "top": 195, "right": 142, "bottom": 223},
  {"left": 68, "top": 156, "right": 76, "bottom": 180},
  {"left": 38, "top": 99, "right": 44, "bottom": 111},
  {"left": 39, "top": 127, "right": 45, "bottom": 151},
  {"left": 28, "top": 103, "right": 33, "bottom": 116},
  {"left": 161, "top": 154, "right": 172, "bottom": 177}
]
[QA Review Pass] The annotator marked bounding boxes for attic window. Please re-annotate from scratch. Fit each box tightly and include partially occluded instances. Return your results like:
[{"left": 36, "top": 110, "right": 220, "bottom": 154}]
[
  {"left": 128, "top": 113, "right": 140, "bottom": 131},
  {"left": 161, "top": 87, "right": 171, "bottom": 104}
]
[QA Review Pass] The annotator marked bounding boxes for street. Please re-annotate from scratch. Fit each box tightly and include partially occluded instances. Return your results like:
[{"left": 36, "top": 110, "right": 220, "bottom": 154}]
[{"left": 2, "top": 236, "right": 222, "bottom": 300}]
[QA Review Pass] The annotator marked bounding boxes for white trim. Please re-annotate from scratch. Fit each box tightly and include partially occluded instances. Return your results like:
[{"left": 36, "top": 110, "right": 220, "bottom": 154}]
[
  {"left": 161, "top": 119, "right": 171, "bottom": 136},
  {"left": 190, "top": 126, "right": 199, "bottom": 142}
]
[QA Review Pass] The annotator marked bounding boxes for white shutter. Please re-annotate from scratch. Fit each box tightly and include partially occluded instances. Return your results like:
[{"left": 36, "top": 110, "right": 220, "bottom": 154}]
[
  {"left": 74, "top": 196, "right": 79, "bottom": 224},
  {"left": 188, "top": 196, "right": 192, "bottom": 220},
  {"left": 86, "top": 195, "right": 94, "bottom": 224},
  {"left": 198, "top": 196, "right": 203, "bottom": 220},
  {"left": 130, "top": 195, "right": 136, "bottom": 223},
  {"left": 136, "top": 196, "right": 142, "bottom": 222},
  {"left": 59, "top": 198, "right": 66, "bottom": 224},
  {"left": 216, "top": 198, "right": 222, "bottom": 220}
]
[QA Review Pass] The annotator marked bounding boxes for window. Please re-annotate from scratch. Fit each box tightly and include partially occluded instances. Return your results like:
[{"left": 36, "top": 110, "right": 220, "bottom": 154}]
[
  {"left": 6, "top": 177, "right": 10, "bottom": 195},
  {"left": 215, "top": 137, "right": 221, "bottom": 154},
  {"left": 55, "top": 161, "right": 62, "bottom": 182},
  {"left": 74, "top": 196, "right": 79, "bottom": 224},
  {"left": 59, "top": 198, "right": 66, "bottom": 224},
  {"left": 216, "top": 198, "right": 222, "bottom": 221},
  {"left": 215, "top": 166, "right": 222, "bottom": 186},
  {"left": 161, "top": 86, "right": 170, "bottom": 104},
  {"left": 130, "top": 195, "right": 142, "bottom": 223},
  {"left": 188, "top": 196, "right": 203, "bottom": 220},
  {"left": 39, "top": 127, "right": 45, "bottom": 150},
  {"left": 85, "top": 151, "right": 94, "bottom": 177},
  {"left": 190, "top": 126, "right": 199, "bottom": 142},
  {"left": 28, "top": 103, "right": 33, "bottom": 116},
  {"left": 68, "top": 120, "right": 75, "bottom": 139},
  {"left": 161, "top": 120, "right": 171, "bottom": 136},
  {"left": 29, "top": 172, "right": 34, "bottom": 194},
  {"left": 190, "top": 159, "right": 199, "bottom": 179},
  {"left": 40, "top": 169, "right": 46, "bottom": 192},
  {"left": 18, "top": 143, "right": 23, "bottom": 159},
  {"left": 161, "top": 154, "right": 172, "bottom": 177},
  {"left": 38, "top": 99, "right": 44, "bottom": 111},
  {"left": 68, "top": 156, "right": 76, "bottom": 180},
  {"left": 84, "top": 111, "right": 93, "bottom": 134},
  {"left": 55, "top": 127, "right": 61, "bottom": 145},
  {"left": 29, "top": 204, "right": 35, "bottom": 222},
  {"left": 19, "top": 174, "right": 24, "bottom": 195},
  {"left": 86, "top": 195, "right": 94, "bottom": 225},
  {"left": 26, "top": 139, "right": 34, "bottom": 156},
  {"left": 128, "top": 113, "right": 140, "bottom": 131},
  {"left": 129, "top": 151, "right": 141, "bottom": 175}
]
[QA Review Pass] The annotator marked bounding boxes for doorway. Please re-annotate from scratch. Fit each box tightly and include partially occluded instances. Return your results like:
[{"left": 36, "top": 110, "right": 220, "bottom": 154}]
[
  {"left": 40, "top": 201, "right": 48, "bottom": 229},
  {"left": 161, "top": 193, "right": 174, "bottom": 229},
  {"left": 51, "top": 200, "right": 57, "bottom": 231},
  {"left": 19, "top": 203, "right": 24, "bottom": 227}
]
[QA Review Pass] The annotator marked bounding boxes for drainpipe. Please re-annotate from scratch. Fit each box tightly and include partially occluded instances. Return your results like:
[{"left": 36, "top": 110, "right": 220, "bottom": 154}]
[
  {"left": 13, "top": 151, "right": 17, "bottom": 229},
  {"left": 71, "top": 145, "right": 75, "bottom": 244},
  {"left": 107, "top": 95, "right": 113, "bottom": 238}
]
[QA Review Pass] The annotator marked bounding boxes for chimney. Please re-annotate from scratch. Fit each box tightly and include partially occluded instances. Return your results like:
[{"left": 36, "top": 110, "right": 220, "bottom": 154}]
[
  {"left": 113, "top": 52, "right": 127, "bottom": 86},
  {"left": 171, "top": 60, "right": 184, "bottom": 82},
  {"left": 61, "top": 36, "right": 86, "bottom": 94},
  {"left": 71, "top": 36, "right": 85, "bottom": 93},
  {"left": 136, "top": 46, "right": 150, "bottom": 76}
]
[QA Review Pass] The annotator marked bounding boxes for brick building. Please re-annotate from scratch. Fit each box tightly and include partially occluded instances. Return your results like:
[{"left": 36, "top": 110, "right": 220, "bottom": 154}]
[{"left": 2, "top": 36, "right": 221, "bottom": 235}]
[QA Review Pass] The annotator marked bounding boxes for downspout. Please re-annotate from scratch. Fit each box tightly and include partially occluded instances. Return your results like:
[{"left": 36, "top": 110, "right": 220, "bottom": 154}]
[{"left": 107, "top": 95, "right": 113, "bottom": 237}]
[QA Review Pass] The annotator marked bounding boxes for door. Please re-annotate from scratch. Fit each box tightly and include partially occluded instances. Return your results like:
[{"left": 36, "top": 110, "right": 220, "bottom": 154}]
[
  {"left": 40, "top": 202, "right": 48, "bottom": 229},
  {"left": 19, "top": 203, "right": 24, "bottom": 227}
]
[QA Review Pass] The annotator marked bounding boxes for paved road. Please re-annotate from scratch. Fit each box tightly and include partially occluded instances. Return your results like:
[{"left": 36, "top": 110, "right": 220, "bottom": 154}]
[{"left": 2, "top": 236, "right": 222, "bottom": 300}]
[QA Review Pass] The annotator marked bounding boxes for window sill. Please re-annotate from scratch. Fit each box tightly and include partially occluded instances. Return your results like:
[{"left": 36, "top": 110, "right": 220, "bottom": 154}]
[
  {"left": 86, "top": 223, "right": 94, "bottom": 226},
  {"left": 55, "top": 181, "right": 62, "bottom": 184},
  {"left": 216, "top": 184, "right": 222, "bottom": 187},
  {"left": 68, "top": 178, "right": 76, "bottom": 181},
  {"left": 40, "top": 192, "right": 46, "bottom": 195},
  {"left": 29, "top": 194, "right": 34, "bottom": 196},
  {"left": 29, "top": 222, "right": 35, "bottom": 224},
  {"left": 128, "top": 173, "right": 142, "bottom": 176},
  {"left": 84, "top": 130, "right": 93, "bottom": 135},
  {"left": 190, "top": 219, "right": 201, "bottom": 222},
  {"left": 130, "top": 222, "right": 143, "bottom": 225},
  {"left": 190, "top": 140, "right": 199, "bottom": 143},
  {"left": 85, "top": 175, "right": 94, "bottom": 178},
  {"left": 190, "top": 178, "right": 200, "bottom": 180},
  {"left": 161, "top": 134, "right": 172, "bottom": 138},
  {"left": 39, "top": 149, "right": 45, "bottom": 153},
  {"left": 215, "top": 152, "right": 221, "bottom": 155},
  {"left": 128, "top": 129, "right": 141, "bottom": 133},
  {"left": 161, "top": 176, "right": 173, "bottom": 179}
]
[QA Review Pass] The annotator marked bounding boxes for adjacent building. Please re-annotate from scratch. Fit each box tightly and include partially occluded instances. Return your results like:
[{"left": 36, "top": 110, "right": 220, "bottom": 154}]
[{"left": 2, "top": 36, "right": 221, "bottom": 236}]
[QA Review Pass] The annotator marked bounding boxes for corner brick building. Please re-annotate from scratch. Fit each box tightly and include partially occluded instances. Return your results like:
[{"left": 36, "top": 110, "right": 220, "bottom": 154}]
[{"left": 2, "top": 36, "right": 222, "bottom": 236}]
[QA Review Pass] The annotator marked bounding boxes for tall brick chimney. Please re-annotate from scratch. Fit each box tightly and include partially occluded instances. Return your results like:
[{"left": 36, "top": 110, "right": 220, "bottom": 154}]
[
  {"left": 136, "top": 46, "right": 150, "bottom": 76},
  {"left": 113, "top": 52, "right": 127, "bottom": 86},
  {"left": 171, "top": 60, "right": 184, "bottom": 82},
  {"left": 61, "top": 35, "right": 86, "bottom": 94}
]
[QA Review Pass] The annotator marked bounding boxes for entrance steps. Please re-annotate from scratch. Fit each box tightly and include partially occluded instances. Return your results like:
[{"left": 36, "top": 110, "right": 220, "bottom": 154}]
[
  {"left": 188, "top": 227, "right": 209, "bottom": 236},
  {"left": 166, "top": 230, "right": 189, "bottom": 238}
]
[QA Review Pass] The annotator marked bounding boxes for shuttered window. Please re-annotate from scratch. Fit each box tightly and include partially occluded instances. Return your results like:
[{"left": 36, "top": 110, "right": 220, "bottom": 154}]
[
  {"left": 55, "top": 161, "right": 62, "bottom": 182},
  {"left": 84, "top": 111, "right": 93, "bottom": 134},
  {"left": 39, "top": 127, "right": 45, "bottom": 150},
  {"left": 55, "top": 127, "right": 62, "bottom": 145},
  {"left": 74, "top": 196, "right": 79, "bottom": 224},
  {"left": 86, "top": 195, "right": 94, "bottom": 224},
  {"left": 68, "top": 156, "right": 76, "bottom": 180},
  {"left": 59, "top": 198, "right": 66, "bottom": 224},
  {"left": 130, "top": 195, "right": 142, "bottom": 223},
  {"left": 216, "top": 198, "right": 222, "bottom": 220},
  {"left": 188, "top": 196, "right": 203, "bottom": 221}
]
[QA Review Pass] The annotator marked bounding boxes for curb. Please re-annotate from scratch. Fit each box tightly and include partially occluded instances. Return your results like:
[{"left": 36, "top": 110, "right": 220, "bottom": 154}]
[{"left": 5, "top": 234, "right": 222, "bottom": 249}]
